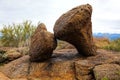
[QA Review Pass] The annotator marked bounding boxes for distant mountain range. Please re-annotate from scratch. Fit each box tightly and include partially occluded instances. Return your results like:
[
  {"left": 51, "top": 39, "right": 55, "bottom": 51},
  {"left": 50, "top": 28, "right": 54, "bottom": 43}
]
[
  {"left": 93, "top": 33, "right": 120, "bottom": 40},
  {"left": 0, "top": 32, "right": 120, "bottom": 41}
]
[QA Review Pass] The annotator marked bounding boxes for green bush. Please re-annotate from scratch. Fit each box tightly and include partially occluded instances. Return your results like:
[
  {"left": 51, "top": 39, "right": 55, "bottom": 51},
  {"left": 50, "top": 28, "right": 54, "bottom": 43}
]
[
  {"left": 0, "top": 20, "right": 37, "bottom": 47},
  {"left": 104, "top": 38, "right": 120, "bottom": 51}
]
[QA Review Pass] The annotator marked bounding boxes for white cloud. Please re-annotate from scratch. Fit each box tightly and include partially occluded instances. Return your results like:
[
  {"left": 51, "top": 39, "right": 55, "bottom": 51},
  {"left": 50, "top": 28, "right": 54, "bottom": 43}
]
[{"left": 0, "top": 0, "right": 120, "bottom": 33}]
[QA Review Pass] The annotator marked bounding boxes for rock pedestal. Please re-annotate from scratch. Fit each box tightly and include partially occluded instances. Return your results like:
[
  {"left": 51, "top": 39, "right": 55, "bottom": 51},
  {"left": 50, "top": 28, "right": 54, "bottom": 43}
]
[{"left": 54, "top": 4, "right": 96, "bottom": 56}]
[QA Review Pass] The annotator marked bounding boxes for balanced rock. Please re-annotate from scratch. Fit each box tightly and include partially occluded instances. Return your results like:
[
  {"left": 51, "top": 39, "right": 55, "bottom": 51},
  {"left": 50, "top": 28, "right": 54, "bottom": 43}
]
[
  {"left": 29, "top": 23, "right": 57, "bottom": 62},
  {"left": 54, "top": 4, "right": 96, "bottom": 56}
]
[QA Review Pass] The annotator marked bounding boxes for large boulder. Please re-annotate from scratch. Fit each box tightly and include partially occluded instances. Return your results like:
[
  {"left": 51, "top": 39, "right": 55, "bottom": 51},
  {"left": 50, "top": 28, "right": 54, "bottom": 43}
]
[
  {"left": 29, "top": 23, "right": 57, "bottom": 62},
  {"left": 54, "top": 4, "right": 96, "bottom": 56}
]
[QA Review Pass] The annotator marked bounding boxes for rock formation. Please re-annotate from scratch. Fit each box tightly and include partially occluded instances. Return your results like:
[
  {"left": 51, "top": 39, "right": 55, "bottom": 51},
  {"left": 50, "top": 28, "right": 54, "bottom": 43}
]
[
  {"left": 54, "top": 4, "right": 96, "bottom": 56},
  {"left": 29, "top": 23, "right": 57, "bottom": 62},
  {"left": 0, "top": 49, "right": 120, "bottom": 80},
  {"left": 0, "top": 4, "right": 119, "bottom": 80}
]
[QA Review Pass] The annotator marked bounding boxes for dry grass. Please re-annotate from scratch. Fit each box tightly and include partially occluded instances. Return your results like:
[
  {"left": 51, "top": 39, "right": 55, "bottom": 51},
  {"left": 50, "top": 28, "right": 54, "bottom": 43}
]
[{"left": 93, "top": 37, "right": 110, "bottom": 49}]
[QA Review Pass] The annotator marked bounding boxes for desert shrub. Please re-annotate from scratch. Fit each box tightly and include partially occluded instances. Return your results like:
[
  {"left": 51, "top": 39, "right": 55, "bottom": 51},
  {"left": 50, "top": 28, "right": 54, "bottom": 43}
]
[
  {"left": 104, "top": 38, "right": 120, "bottom": 51},
  {"left": 0, "top": 20, "right": 37, "bottom": 47}
]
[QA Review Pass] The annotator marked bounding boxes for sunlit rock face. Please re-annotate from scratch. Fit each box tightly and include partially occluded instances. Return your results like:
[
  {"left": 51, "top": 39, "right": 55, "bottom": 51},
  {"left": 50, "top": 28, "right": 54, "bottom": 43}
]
[{"left": 54, "top": 4, "right": 97, "bottom": 56}]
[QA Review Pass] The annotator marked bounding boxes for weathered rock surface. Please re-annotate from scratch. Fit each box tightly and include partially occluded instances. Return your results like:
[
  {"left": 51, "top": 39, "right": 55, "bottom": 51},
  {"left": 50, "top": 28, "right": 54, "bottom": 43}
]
[
  {"left": 0, "top": 49, "right": 22, "bottom": 63},
  {"left": 0, "top": 72, "right": 10, "bottom": 80},
  {"left": 6, "top": 49, "right": 22, "bottom": 61},
  {"left": 54, "top": 4, "right": 96, "bottom": 56},
  {"left": 0, "top": 47, "right": 29, "bottom": 63},
  {"left": 0, "top": 49, "right": 120, "bottom": 80},
  {"left": 16, "top": 47, "right": 29, "bottom": 55},
  {"left": 29, "top": 23, "right": 57, "bottom": 62},
  {"left": 0, "top": 55, "right": 29, "bottom": 79},
  {"left": 94, "top": 64, "right": 120, "bottom": 80}
]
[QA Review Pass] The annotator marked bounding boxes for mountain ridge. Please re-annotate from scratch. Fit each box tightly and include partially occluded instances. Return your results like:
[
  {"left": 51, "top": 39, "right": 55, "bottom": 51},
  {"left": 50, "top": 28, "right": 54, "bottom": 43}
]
[{"left": 93, "top": 33, "right": 120, "bottom": 40}]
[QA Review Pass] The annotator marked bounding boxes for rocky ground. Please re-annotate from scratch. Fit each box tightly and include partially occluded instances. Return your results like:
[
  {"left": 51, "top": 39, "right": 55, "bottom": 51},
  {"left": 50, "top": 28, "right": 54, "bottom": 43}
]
[{"left": 0, "top": 49, "right": 119, "bottom": 80}]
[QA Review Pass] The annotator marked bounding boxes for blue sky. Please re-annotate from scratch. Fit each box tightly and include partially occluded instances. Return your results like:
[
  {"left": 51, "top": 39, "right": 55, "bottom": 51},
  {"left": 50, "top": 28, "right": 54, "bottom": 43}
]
[{"left": 0, "top": 0, "right": 120, "bottom": 33}]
